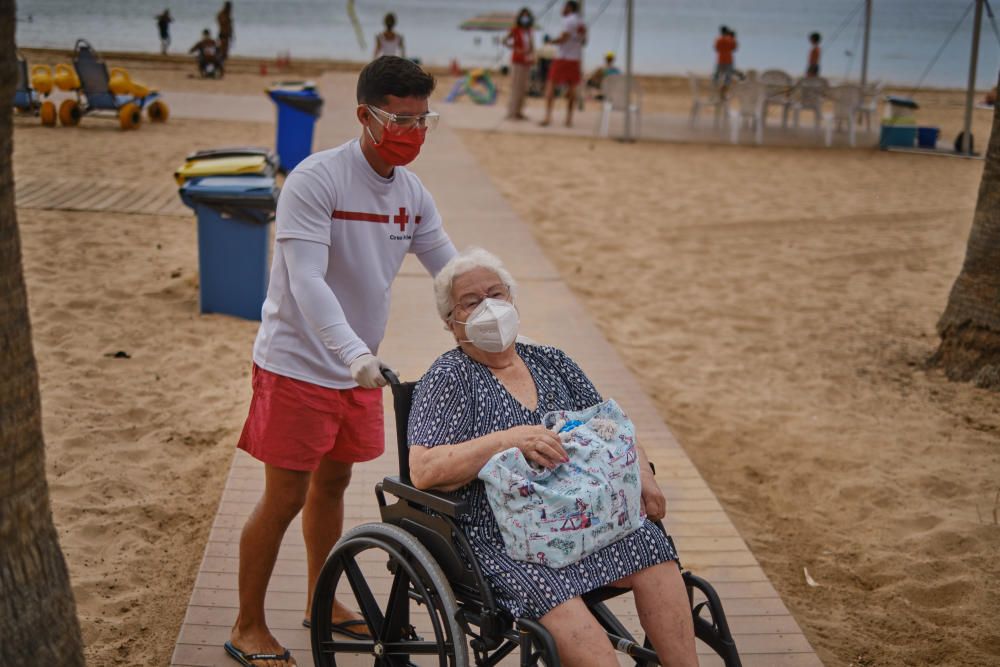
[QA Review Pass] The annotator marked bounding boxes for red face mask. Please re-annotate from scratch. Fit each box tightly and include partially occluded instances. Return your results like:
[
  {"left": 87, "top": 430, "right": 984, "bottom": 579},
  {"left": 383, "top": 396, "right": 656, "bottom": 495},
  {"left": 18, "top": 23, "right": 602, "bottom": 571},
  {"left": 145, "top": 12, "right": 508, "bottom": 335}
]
[{"left": 367, "top": 121, "right": 426, "bottom": 167}]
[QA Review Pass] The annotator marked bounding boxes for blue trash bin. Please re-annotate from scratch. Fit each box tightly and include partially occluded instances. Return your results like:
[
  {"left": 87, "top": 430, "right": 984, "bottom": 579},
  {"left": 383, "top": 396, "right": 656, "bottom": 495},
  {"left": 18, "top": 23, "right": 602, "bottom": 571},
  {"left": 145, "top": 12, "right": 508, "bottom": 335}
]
[
  {"left": 917, "top": 126, "right": 940, "bottom": 149},
  {"left": 267, "top": 83, "right": 324, "bottom": 172},
  {"left": 179, "top": 175, "right": 279, "bottom": 320}
]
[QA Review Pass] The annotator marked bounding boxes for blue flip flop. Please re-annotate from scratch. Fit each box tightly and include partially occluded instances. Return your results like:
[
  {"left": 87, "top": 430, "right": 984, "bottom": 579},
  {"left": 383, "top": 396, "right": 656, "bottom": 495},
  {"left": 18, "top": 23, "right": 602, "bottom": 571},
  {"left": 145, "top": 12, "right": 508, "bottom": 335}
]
[{"left": 224, "top": 640, "right": 293, "bottom": 666}]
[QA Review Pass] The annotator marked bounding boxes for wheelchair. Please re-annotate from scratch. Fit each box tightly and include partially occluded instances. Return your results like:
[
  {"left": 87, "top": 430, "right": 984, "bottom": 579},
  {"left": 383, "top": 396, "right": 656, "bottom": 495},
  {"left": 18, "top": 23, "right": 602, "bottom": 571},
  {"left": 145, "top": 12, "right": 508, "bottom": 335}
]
[{"left": 309, "top": 370, "right": 742, "bottom": 666}]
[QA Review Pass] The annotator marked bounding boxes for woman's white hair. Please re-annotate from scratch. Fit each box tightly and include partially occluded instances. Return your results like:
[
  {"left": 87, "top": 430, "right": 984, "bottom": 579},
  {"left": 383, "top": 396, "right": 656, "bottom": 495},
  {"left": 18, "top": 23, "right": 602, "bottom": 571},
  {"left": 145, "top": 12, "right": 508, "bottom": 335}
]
[{"left": 434, "top": 246, "right": 518, "bottom": 320}]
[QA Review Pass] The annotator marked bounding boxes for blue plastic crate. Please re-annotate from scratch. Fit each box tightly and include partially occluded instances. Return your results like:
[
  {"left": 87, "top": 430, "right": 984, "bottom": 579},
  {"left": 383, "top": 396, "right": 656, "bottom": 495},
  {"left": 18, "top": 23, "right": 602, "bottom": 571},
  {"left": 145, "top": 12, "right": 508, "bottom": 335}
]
[{"left": 879, "top": 124, "right": 916, "bottom": 149}]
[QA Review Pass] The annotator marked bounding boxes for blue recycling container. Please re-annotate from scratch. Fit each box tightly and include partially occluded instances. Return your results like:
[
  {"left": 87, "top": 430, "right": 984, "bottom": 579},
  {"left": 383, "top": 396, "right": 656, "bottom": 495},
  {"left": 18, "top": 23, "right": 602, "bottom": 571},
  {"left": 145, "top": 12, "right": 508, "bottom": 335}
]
[
  {"left": 879, "top": 124, "right": 916, "bottom": 150},
  {"left": 267, "top": 83, "right": 324, "bottom": 172},
  {"left": 179, "top": 176, "right": 279, "bottom": 320},
  {"left": 917, "top": 126, "right": 940, "bottom": 149}
]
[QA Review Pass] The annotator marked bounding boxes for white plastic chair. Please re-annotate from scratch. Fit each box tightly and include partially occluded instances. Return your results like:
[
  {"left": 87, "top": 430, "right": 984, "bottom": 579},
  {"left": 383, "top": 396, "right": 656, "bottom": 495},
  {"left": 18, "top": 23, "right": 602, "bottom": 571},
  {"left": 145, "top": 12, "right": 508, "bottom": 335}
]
[
  {"left": 759, "top": 69, "right": 794, "bottom": 128},
  {"left": 598, "top": 74, "right": 642, "bottom": 138},
  {"left": 791, "top": 76, "right": 829, "bottom": 131},
  {"left": 688, "top": 72, "right": 727, "bottom": 128},
  {"left": 823, "top": 84, "right": 862, "bottom": 147},
  {"left": 857, "top": 80, "right": 883, "bottom": 131},
  {"left": 728, "top": 80, "right": 766, "bottom": 145}
]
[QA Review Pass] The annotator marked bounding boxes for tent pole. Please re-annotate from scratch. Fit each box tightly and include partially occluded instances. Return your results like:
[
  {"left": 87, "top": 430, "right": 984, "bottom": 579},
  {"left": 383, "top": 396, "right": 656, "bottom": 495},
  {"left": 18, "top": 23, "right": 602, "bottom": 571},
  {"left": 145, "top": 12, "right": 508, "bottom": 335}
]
[
  {"left": 962, "top": 0, "right": 984, "bottom": 154},
  {"left": 623, "top": 0, "right": 635, "bottom": 141},
  {"left": 860, "top": 0, "right": 872, "bottom": 90}
]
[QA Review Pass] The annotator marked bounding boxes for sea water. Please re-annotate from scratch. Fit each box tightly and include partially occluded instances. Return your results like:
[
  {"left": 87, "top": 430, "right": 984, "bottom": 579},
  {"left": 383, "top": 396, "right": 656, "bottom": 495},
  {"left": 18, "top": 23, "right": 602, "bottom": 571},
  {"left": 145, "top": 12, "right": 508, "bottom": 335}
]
[{"left": 15, "top": 0, "right": 1000, "bottom": 89}]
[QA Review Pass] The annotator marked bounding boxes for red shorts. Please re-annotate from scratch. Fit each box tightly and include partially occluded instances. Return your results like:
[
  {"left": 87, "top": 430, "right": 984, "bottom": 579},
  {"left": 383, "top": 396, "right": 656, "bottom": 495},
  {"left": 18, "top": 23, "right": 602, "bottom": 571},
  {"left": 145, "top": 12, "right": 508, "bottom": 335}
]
[
  {"left": 548, "top": 59, "right": 582, "bottom": 87},
  {"left": 237, "top": 364, "right": 385, "bottom": 471}
]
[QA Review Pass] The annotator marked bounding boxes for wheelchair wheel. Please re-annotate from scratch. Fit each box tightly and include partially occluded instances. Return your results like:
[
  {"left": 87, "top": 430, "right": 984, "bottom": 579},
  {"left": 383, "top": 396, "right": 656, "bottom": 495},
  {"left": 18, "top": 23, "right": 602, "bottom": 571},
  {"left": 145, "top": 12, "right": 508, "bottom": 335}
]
[
  {"left": 147, "top": 100, "right": 169, "bottom": 122},
  {"left": 119, "top": 103, "right": 141, "bottom": 130},
  {"left": 58, "top": 99, "right": 81, "bottom": 126},
  {"left": 311, "top": 522, "right": 469, "bottom": 666},
  {"left": 40, "top": 101, "right": 57, "bottom": 126}
]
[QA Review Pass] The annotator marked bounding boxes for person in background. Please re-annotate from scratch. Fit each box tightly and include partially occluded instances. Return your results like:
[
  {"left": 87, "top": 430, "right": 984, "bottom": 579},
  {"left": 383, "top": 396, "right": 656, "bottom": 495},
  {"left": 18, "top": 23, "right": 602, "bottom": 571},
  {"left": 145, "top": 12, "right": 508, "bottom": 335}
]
[
  {"left": 540, "top": 0, "right": 586, "bottom": 128},
  {"left": 806, "top": 32, "right": 822, "bottom": 77},
  {"left": 155, "top": 9, "right": 172, "bottom": 55},
  {"left": 713, "top": 26, "right": 737, "bottom": 94},
  {"left": 190, "top": 29, "right": 222, "bottom": 77},
  {"left": 532, "top": 34, "right": 557, "bottom": 96},
  {"left": 374, "top": 12, "right": 405, "bottom": 59},
  {"left": 504, "top": 7, "right": 535, "bottom": 120},
  {"left": 217, "top": 1, "right": 234, "bottom": 60},
  {"left": 585, "top": 51, "right": 621, "bottom": 99}
]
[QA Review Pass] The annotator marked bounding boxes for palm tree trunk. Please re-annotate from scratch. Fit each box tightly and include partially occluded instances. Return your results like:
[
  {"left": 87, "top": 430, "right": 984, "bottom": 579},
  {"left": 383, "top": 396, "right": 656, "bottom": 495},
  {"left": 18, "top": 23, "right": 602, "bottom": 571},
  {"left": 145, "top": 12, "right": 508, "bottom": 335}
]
[
  {"left": 933, "top": 72, "right": 1000, "bottom": 389},
  {"left": 0, "top": 1, "right": 85, "bottom": 663}
]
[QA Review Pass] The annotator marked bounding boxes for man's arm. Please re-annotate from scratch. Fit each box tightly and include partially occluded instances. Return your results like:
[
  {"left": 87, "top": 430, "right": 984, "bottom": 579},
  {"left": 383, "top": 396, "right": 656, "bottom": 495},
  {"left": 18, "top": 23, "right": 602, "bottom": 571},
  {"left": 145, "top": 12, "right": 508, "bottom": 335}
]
[{"left": 282, "top": 238, "right": 370, "bottom": 365}]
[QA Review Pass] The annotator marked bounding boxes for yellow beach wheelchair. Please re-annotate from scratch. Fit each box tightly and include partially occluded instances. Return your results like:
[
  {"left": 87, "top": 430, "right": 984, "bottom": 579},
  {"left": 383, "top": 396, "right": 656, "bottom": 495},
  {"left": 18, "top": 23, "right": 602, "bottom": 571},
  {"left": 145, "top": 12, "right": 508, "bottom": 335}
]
[
  {"left": 12, "top": 54, "right": 57, "bottom": 126},
  {"left": 54, "top": 39, "right": 168, "bottom": 130}
]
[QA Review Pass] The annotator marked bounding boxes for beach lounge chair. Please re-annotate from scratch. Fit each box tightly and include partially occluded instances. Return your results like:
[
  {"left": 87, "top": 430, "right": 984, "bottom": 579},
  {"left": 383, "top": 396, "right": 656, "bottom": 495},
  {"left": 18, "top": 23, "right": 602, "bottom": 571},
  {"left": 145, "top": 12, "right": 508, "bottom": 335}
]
[
  {"left": 824, "top": 84, "right": 862, "bottom": 147},
  {"left": 597, "top": 74, "right": 642, "bottom": 138},
  {"left": 688, "top": 72, "right": 728, "bottom": 128},
  {"left": 54, "top": 39, "right": 168, "bottom": 129},
  {"left": 759, "top": 69, "right": 794, "bottom": 128},
  {"left": 791, "top": 76, "right": 829, "bottom": 132},
  {"left": 13, "top": 55, "right": 56, "bottom": 126},
  {"left": 728, "top": 80, "right": 766, "bottom": 145}
]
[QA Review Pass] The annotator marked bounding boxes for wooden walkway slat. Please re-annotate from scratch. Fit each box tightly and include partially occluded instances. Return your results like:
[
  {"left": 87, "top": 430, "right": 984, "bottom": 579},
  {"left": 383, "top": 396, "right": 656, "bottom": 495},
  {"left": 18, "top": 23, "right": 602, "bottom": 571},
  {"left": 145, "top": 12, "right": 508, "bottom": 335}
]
[
  {"left": 12, "top": 176, "right": 191, "bottom": 217},
  {"left": 14, "top": 178, "right": 48, "bottom": 204},
  {"left": 17, "top": 178, "right": 77, "bottom": 208}
]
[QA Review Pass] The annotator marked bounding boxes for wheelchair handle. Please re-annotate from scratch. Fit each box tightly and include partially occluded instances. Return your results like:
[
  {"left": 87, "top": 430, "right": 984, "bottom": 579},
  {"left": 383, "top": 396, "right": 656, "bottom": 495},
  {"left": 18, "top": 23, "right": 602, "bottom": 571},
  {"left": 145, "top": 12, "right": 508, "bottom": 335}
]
[{"left": 381, "top": 367, "right": 401, "bottom": 386}]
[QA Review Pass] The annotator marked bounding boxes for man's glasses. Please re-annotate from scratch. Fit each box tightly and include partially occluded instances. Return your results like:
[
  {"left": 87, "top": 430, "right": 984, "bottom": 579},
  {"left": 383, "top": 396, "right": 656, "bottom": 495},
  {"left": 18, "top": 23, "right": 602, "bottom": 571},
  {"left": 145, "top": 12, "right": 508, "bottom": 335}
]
[{"left": 366, "top": 104, "right": 440, "bottom": 134}]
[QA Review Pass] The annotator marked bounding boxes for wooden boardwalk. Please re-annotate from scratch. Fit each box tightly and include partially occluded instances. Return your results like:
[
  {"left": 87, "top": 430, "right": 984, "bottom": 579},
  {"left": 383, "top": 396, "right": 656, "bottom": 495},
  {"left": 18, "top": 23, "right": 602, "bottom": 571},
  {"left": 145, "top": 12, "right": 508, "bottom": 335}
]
[
  {"left": 15, "top": 176, "right": 188, "bottom": 217},
  {"left": 169, "top": 76, "right": 822, "bottom": 667}
]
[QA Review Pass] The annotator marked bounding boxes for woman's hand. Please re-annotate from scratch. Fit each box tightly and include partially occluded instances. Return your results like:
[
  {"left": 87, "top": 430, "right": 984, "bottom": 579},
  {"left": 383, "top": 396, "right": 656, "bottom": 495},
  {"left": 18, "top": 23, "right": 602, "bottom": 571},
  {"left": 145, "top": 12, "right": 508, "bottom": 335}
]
[
  {"left": 507, "top": 425, "right": 568, "bottom": 469},
  {"left": 639, "top": 468, "right": 667, "bottom": 522}
]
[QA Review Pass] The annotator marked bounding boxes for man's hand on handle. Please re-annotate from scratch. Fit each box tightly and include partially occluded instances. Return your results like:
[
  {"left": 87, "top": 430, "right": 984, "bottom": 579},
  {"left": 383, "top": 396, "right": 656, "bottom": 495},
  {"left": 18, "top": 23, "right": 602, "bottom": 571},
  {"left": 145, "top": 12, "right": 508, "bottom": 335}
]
[{"left": 350, "top": 353, "right": 394, "bottom": 388}]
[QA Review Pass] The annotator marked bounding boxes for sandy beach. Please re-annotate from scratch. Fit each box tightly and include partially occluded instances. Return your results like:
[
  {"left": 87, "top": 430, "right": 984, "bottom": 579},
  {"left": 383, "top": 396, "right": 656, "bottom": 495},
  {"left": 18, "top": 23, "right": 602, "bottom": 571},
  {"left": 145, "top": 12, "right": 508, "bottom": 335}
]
[{"left": 11, "top": 51, "right": 1000, "bottom": 666}]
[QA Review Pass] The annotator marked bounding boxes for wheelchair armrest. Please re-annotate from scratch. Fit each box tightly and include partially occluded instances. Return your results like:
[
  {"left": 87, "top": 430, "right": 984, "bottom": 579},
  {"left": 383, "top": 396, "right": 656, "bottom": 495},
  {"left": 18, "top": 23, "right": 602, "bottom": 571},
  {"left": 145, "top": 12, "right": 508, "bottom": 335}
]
[{"left": 381, "top": 476, "right": 469, "bottom": 517}]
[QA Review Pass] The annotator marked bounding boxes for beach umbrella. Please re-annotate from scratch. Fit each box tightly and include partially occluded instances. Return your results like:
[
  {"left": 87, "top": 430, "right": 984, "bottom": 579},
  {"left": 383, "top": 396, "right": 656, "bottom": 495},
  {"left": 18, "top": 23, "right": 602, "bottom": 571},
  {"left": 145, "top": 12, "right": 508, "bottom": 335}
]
[{"left": 459, "top": 12, "right": 516, "bottom": 32}]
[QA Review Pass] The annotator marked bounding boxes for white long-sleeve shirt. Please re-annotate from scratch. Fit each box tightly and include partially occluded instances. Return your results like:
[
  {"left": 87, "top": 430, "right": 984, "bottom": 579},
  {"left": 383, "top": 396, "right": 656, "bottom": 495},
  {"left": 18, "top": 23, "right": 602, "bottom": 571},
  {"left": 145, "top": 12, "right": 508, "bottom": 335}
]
[{"left": 252, "top": 139, "right": 455, "bottom": 388}]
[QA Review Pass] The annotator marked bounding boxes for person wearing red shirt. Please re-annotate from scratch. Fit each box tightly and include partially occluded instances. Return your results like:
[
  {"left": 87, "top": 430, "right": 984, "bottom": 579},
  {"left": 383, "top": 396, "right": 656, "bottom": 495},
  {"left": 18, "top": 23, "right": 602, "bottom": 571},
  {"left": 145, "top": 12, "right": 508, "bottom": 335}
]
[
  {"left": 713, "top": 25, "right": 737, "bottom": 93},
  {"left": 806, "top": 32, "right": 822, "bottom": 77},
  {"left": 504, "top": 7, "right": 535, "bottom": 120}
]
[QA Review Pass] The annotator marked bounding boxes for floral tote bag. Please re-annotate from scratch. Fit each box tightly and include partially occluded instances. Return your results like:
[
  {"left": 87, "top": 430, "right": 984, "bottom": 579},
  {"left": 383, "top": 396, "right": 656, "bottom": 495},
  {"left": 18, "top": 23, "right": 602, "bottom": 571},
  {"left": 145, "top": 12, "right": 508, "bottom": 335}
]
[{"left": 477, "top": 398, "right": 645, "bottom": 568}]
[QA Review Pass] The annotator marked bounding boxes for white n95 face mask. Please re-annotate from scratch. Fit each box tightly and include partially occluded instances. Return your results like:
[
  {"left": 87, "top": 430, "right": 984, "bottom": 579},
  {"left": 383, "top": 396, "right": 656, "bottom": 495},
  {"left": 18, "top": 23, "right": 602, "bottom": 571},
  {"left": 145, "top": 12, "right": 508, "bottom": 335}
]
[{"left": 457, "top": 298, "right": 520, "bottom": 353}]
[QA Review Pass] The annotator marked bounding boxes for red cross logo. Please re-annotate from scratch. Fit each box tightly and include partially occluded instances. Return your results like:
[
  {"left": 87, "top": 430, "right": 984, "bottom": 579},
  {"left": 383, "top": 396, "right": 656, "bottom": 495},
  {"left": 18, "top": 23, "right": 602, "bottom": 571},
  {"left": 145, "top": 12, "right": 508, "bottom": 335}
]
[{"left": 393, "top": 207, "right": 409, "bottom": 232}]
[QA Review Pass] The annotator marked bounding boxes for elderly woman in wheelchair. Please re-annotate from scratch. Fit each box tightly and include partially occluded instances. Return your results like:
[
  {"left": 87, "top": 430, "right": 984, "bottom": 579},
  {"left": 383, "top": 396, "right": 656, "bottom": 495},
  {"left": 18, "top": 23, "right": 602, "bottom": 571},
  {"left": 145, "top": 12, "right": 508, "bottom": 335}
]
[
  {"left": 403, "top": 247, "right": 698, "bottom": 667},
  {"left": 309, "top": 246, "right": 740, "bottom": 666}
]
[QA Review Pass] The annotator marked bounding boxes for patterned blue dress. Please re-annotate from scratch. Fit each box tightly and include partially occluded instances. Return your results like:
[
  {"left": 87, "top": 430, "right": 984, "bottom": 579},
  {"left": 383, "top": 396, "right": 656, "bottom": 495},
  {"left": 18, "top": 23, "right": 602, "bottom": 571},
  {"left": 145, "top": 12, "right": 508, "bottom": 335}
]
[{"left": 407, "top": 343, "right": 679, "bottom": 620}]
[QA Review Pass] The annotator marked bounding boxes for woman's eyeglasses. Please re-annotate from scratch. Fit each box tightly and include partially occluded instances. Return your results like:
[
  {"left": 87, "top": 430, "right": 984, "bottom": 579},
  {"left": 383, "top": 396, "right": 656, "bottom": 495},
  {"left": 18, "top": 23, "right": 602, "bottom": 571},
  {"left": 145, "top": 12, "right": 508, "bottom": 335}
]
[{"left": 451, "top": 284, "right": 510, "bottom": 318}]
